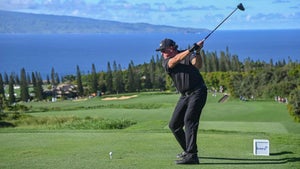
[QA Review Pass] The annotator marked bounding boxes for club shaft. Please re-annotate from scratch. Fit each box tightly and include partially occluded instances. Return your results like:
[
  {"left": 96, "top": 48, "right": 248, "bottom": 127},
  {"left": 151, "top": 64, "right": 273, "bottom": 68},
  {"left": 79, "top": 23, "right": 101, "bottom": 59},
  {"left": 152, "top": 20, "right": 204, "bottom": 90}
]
[{"left": 203, "top": 7, "right": 238, "bottom": 41}]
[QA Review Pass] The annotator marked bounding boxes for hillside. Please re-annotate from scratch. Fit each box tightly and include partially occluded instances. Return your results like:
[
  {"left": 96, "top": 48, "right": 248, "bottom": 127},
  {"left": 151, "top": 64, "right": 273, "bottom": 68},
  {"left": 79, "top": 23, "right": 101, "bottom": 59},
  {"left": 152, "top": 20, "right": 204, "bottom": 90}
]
[{"left": 0, "top": 10, "right": 207, "bottom": 34}]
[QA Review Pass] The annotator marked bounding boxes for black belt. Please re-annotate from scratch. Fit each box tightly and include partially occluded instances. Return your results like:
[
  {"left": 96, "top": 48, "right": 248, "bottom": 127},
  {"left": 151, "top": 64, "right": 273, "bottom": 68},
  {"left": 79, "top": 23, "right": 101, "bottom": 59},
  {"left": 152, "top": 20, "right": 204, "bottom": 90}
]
[{"left": 181, "top": 86, "right": 201, "bottom": 96}]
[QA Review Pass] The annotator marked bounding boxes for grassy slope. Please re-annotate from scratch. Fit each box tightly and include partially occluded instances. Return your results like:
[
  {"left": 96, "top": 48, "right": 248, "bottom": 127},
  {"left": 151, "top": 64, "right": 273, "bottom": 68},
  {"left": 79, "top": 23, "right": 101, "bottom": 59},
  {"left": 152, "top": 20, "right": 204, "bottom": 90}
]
[{"left": 0, "top": 93, "right": 299, "bottom": 169}]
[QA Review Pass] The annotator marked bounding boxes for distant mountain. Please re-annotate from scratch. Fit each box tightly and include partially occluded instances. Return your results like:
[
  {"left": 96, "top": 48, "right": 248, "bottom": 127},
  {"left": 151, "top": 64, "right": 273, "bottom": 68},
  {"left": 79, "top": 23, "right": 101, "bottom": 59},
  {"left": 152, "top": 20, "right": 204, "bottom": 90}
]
[{"left": 0, "top": 10, "right": 207, "bottom": 34}]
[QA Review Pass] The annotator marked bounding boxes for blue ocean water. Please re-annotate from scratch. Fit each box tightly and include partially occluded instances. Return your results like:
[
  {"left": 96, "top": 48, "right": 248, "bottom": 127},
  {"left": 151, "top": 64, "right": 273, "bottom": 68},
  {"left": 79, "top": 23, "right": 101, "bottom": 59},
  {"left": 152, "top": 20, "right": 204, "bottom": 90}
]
[{"left": 0, "top": 30, "right": 299, "bottom": 78}]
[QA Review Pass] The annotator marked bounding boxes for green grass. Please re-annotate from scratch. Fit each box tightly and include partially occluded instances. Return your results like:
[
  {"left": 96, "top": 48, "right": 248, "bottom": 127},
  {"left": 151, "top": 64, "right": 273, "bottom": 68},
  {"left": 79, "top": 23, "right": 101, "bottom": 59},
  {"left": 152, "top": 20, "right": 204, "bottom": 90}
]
[
  {"left": 0, "top": 132, "right": 299, "bottom": 169},
  {"left": 0, "top": 92, "right": 299, "bottom": 169}
]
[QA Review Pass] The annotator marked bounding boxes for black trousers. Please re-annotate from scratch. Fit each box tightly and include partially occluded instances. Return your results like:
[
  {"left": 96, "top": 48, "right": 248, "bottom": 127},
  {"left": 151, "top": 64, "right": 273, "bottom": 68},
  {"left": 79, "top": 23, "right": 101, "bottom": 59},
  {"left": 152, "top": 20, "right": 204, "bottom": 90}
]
[{"left": 169, "top": 86, "right": 207, "bottom": 154}]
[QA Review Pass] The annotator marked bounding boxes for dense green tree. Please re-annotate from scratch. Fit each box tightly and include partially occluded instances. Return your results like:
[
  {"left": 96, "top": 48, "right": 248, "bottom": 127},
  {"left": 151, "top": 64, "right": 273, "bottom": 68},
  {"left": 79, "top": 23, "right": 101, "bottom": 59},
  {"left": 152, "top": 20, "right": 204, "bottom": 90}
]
[
  {"left": 205, "top": 53, "right": 212, "bottom": 72},
  {"left": 0, "top": 94, "right": 4, "bottom": 112},
  {"left": 31, "top": 72, "right": 37, "bottom": 98},
  {"left": 112, "top": 61, "right": 124, "bottom": 93},
  {"left": 50, "top": 68, "right": 60, "bottom": 86},
  {"left": 203, "top": 72, "right": 220, "bottom": 89},
  {"left": 4, "top": 72, "right": 9, "bottom": 85},
  {"left": 26, "top": 73, "right": 31, "bottom": 84},
  {"left": 62, "top": 75, "right": 76, "bottom": 82},
  {"left": 35, "top": 72, "right": 44, "bottom": 101},
  {"left": 14, "top": 74, "right": 20, "bottom": 85},
  {"left": 243, "top": 57, "right": 252, "bottom": 72},
  {"left": 76, "top": 65, "right": 84, "bottom": 97},
  {"left": 211, "top": 52, "right": 219, "bottom": 72},
  {"left": 106, "top": 62, "right": 113, "bottom": 94},
  {"left": 239, "top": 73, "right": 255, "bottom": 99},
  {"left": 157, "top": 76, "right": 166, "bottom": 91},
  {"left": 126, "top": 62, "right": 135, "bottom": 92},
  {"left": 98, "top": 71, "right": 107, "bottom": 94},
  {"left": 0, "top": 73, "right": 5, "bottom": 98},
  {"left": 55, "top": 73, "right": 60, "bottom": 84},
  {"left": 231, "top": 55, "right": 241, "bottom": 72},
  {"left": 225, "top": 47, "right": 231, "bottom": 71},
  {"left": 0, "top": 73, "right": 5, "bottom": 112},
  {"left": 269, "top": 59, "right": 274, "bottom": 69},
  {"left": 51, "top": 67, "right": 56, "bottom": 86},
  {"left": 46, "top": 75, "right": 50, "bottom": 85},
  {"left": 20, "top": 68, "right": 30, "bottom": 102},
  {"left": 116, "top": 64, "right": 125, "bottom": 93},
  {"left": 8, "top": 74, "right": 15, "bottom": 104},
  {"left": 219, "top": 51, "right": 227, "bottom": 72},
  {"left": 270, "top": 82, "right": 297, "bottom": 98},
  {"left": 227, "top": 72, "right": 242, "bottom": 97},
  {"left": 90, "top": 64, "right": 98, "bottom": 94},
  {"left": 288, "top": 89, "right": 300, "bottom": 122}
]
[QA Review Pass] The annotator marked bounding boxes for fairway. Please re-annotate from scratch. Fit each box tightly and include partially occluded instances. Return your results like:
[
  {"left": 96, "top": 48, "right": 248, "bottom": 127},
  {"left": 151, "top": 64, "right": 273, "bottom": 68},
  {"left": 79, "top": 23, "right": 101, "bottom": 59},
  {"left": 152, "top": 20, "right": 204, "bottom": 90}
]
[
  {"left": 200, "top": 121, "right": 288, "bottom": 134},
  {"left": 1, "top": 93, "right": 300, "bottom": 169}
]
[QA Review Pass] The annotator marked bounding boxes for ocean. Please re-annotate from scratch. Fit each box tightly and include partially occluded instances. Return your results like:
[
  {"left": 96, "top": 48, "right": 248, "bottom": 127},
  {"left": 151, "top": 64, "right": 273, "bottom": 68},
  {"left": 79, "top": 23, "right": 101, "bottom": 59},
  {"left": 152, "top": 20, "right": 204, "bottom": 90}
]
[{"left": 0, "top": 30, "right": 299, "bottom": 78}]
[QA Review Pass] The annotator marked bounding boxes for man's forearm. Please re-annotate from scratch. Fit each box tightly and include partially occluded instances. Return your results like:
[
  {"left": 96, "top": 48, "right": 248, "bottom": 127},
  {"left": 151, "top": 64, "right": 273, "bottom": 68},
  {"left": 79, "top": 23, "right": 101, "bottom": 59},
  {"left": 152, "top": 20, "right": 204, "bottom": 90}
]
[{"left": 168, "top": 50, "right": 191, "bottom": 68}]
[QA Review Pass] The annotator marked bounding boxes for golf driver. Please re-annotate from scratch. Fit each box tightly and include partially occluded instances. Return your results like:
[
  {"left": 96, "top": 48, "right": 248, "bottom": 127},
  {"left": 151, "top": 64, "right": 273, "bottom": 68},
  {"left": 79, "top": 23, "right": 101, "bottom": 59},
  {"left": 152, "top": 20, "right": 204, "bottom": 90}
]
[{"left": 203, "top": 3, "right": 245, "bottom": 41}]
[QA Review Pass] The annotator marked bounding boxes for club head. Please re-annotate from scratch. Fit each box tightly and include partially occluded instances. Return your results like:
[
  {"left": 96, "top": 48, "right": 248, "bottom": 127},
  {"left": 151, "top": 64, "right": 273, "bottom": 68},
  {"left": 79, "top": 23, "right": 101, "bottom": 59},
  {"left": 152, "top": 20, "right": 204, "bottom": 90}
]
[{"left": 237, "top": 3, "right": 245, "bottom": 11}]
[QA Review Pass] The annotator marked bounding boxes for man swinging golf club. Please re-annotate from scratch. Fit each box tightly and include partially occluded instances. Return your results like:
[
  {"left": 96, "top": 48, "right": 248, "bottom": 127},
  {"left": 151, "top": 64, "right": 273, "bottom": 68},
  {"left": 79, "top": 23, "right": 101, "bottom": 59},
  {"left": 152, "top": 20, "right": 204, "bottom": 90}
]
[
  {"left": 156, "top": 3, "right": 244, "bottom": 165},
  {"left": 156, "top": 39, "right": 207, "bottom": 164}
]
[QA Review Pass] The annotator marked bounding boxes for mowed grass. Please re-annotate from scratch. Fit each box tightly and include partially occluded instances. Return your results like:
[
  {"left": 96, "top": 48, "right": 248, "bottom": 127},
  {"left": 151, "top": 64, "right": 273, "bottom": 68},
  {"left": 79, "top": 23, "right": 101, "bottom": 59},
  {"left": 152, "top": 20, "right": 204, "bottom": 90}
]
[{"left": 0, "top": 92, "right": 300, "bottom": 169}]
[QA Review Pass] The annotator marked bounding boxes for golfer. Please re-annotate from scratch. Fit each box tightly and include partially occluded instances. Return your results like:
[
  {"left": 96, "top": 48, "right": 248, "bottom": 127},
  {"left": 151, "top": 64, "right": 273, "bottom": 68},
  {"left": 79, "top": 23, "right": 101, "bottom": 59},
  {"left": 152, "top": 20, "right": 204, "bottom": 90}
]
[{"left": 156, "top": 38, "right": 207, "bottom": 164}]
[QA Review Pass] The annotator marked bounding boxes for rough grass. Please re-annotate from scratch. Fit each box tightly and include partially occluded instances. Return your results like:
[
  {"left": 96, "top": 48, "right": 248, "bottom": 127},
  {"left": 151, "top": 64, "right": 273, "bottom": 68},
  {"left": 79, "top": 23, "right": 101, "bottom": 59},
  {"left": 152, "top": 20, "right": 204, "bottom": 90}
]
[{"left": 1, "top": 113, "right": 136, "bottom": 130}]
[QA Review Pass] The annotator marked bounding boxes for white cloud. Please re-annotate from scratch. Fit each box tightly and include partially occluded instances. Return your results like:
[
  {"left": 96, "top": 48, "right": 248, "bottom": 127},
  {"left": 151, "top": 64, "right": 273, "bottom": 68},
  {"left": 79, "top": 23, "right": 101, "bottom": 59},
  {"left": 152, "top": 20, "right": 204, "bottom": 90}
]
[
  {"left": 72, "top": 9, "right": 79, "bottom": 16},
  {"left": 246, "top": 15, "right": 251, "bottom": 22}
]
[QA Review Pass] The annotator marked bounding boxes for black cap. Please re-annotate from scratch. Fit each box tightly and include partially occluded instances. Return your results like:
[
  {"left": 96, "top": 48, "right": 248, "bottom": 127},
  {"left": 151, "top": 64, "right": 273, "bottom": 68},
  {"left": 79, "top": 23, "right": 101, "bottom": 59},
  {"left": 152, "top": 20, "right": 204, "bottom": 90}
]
[{"left": 155, "top": 38, "right": 177, "bottom": 51}]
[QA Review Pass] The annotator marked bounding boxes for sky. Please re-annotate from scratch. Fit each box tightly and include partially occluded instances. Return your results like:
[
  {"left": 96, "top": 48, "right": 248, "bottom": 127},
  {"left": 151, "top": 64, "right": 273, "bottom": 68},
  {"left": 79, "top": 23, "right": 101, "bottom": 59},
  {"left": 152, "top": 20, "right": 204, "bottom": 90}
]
[{"left": 0, "top": 0, "right": 299, "bottom": 30}]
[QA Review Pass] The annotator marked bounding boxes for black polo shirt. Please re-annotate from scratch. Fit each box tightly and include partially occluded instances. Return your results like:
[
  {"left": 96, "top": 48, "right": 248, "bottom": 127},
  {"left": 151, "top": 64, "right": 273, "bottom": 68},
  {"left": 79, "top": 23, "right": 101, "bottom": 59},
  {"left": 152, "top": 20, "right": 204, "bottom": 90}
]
[{"left": 162, "top": 52, "right": 205, "bottom": 94}]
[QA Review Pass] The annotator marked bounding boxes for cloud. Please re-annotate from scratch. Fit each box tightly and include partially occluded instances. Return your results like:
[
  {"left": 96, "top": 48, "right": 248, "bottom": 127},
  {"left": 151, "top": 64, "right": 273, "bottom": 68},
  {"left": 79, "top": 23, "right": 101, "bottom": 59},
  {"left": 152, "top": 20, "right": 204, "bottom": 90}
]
[
  {"left": 272, "top": 0, "right": 290, "bottom": 3},
  {"left": 252, "top": 13, "right": 283, "bottom": 21},
  {"left": 290, "top": 5, "right": 300, "bottom": 9},
  {"left": 289, "top": 12, "right": 300, "bottom": 20},
  {"left": 198, "top": 5, "right": 220, "bottom": 11},
  {"left": 0, "top": 0, "right": 35, "bottom": 10},
  {"left": 249, "top": 11, "right": 300, "bottom": 26}
]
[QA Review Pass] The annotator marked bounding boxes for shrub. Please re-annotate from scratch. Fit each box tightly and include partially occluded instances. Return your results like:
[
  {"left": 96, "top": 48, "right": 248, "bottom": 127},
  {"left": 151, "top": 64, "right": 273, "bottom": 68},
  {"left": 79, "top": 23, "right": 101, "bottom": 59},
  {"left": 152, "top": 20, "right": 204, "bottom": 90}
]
[
  {"left": 63, "top": 118, "right": 136, "bottom": 129},
  {"left": 288, "top": 89, "right": 300, "bottom": 122},
  {"left": 1, "top": 113, "right": 137, "bottom": 129}
]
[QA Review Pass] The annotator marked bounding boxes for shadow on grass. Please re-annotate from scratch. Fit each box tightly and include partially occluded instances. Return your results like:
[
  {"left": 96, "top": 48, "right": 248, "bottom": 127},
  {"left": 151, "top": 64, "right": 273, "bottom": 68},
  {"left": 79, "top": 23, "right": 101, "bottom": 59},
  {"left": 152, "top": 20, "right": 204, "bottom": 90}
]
[
  {"left": 0, "top": 121, "right": 15, "bottom": 128},
  {"left": 200, "top": 151, "right": 299, "bottom": 165},
  {"left": 270, "top": 151, "right": 294, "bottom": 156}
]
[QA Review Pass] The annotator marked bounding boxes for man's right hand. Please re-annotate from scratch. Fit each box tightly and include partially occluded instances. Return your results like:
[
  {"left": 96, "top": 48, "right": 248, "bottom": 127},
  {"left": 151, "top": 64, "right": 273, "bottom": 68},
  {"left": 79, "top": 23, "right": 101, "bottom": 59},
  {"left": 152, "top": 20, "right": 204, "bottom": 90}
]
[
  {"left": 196, "top": 40, "right": 204, "bottom": 49},
  {"left": 189, "top": 40, "right": 204, "bottom": 52}
]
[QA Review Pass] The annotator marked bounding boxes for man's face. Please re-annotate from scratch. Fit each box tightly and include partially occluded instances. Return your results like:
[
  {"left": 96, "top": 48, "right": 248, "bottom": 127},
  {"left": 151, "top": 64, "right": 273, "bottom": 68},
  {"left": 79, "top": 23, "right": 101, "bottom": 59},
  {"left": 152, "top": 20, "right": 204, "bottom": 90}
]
[{"left": 161, "top": 46, "right": 176, "bottom": 59}]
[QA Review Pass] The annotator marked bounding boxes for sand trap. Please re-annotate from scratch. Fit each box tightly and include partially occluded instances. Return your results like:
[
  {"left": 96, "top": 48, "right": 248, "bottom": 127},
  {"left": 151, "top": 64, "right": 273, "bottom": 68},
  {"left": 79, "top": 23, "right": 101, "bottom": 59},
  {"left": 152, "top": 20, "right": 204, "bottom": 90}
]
[{"left": 102, "top": 95, "right": 138, "bottom": 101}]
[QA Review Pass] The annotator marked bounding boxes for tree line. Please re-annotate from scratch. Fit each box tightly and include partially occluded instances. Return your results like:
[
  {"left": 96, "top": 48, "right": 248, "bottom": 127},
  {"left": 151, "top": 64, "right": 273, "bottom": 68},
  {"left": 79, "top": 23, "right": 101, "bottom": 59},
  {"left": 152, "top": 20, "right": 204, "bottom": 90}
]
[{"left": 0, "top": 49, "right": 299, "bottom": 121}]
